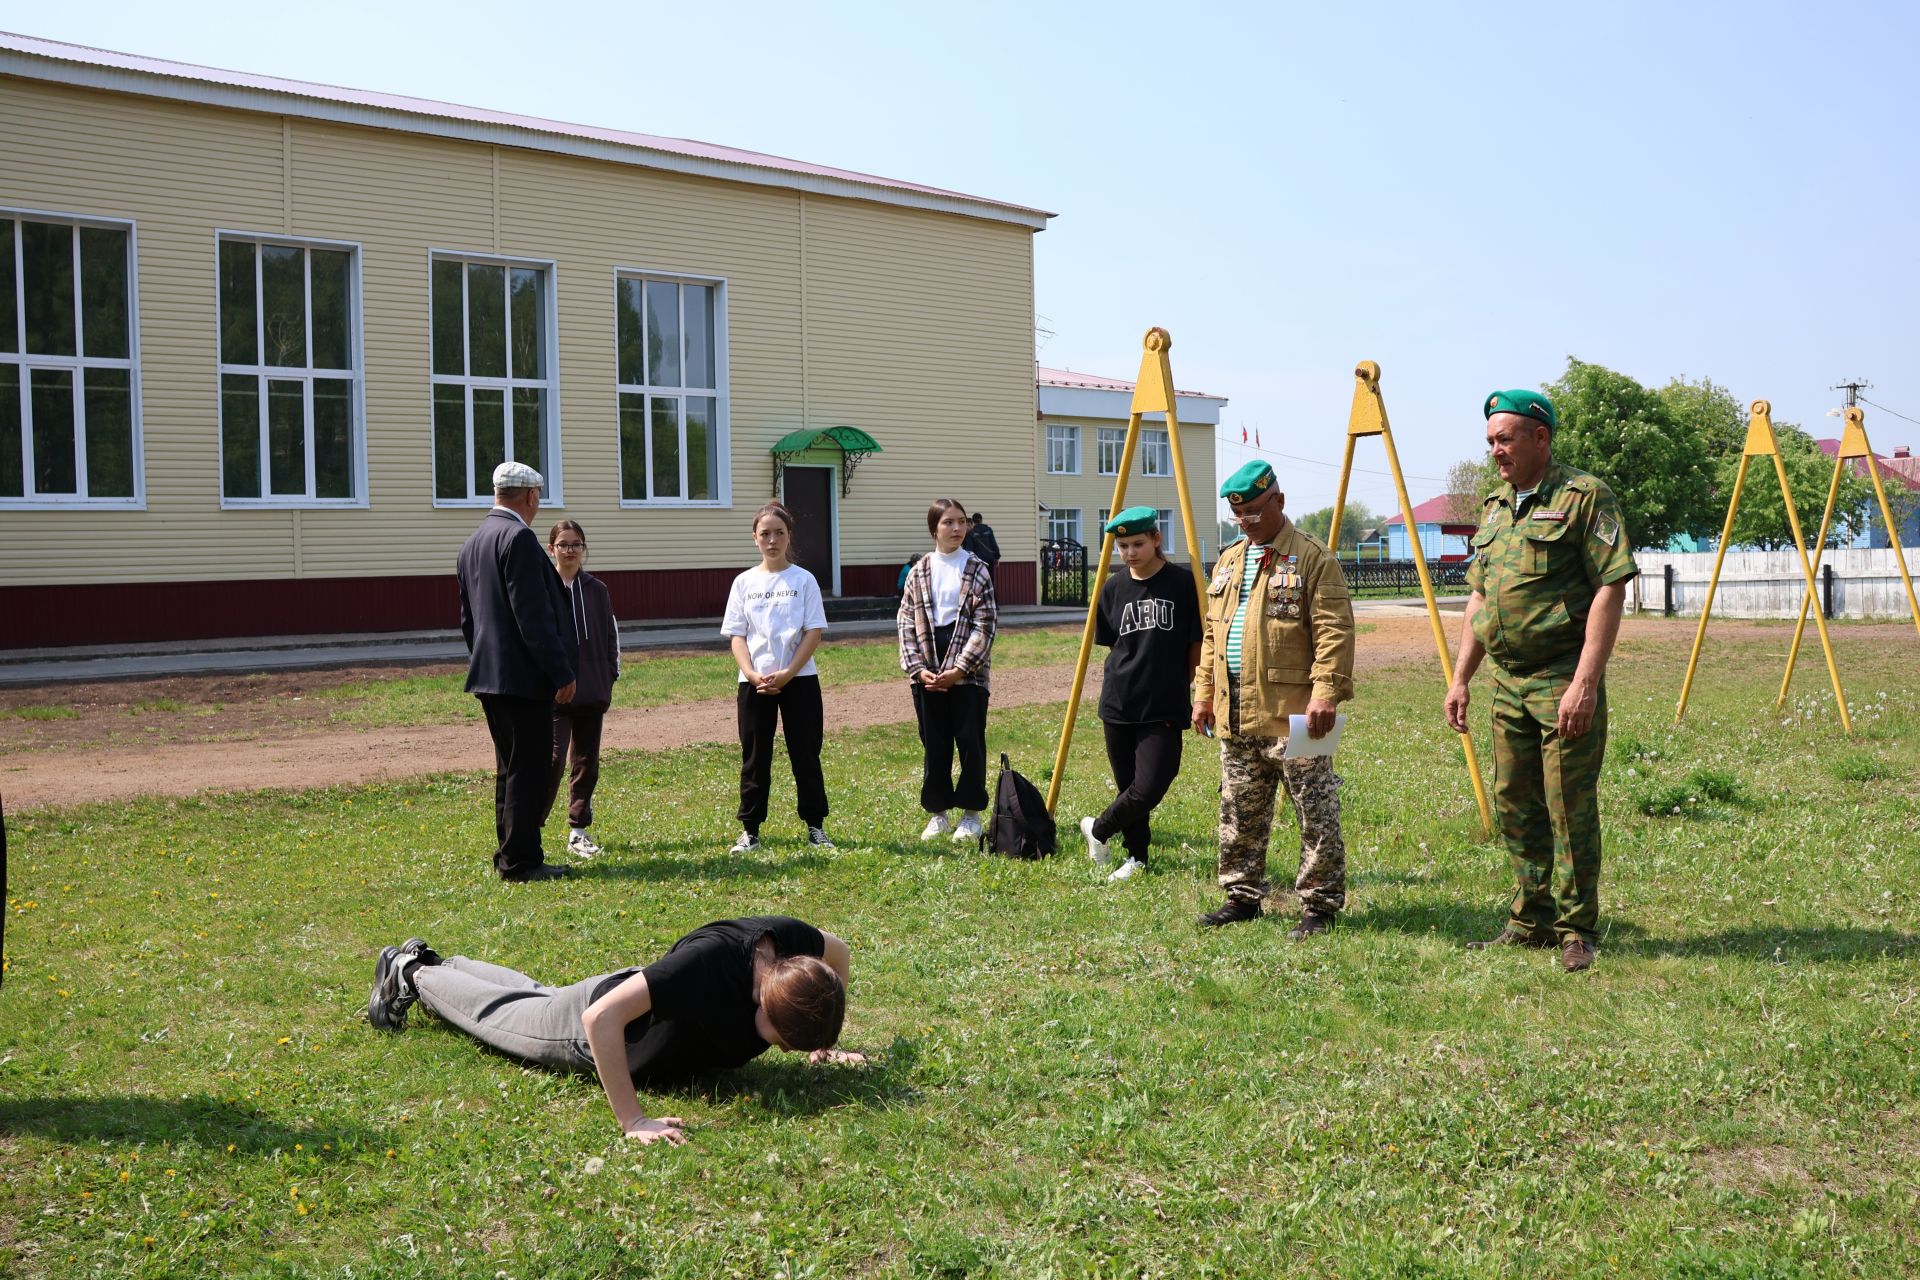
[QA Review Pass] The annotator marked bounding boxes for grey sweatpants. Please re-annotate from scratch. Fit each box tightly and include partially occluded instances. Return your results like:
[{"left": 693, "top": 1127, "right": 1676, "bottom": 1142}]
[{"left": 412, "top": 956, "right": 642, "bottom": 1077}]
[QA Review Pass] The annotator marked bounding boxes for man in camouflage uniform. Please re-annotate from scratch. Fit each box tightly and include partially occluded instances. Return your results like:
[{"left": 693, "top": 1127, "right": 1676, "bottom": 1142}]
[
  {"left": 1445, "top": 390, "right": 1637, "bottom": 973},
  {"left": 1193, "top": 461, "right": 1356, "bottom": 937}
]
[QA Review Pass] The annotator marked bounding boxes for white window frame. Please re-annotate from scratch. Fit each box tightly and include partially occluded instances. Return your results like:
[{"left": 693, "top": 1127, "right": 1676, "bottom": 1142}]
[
  {"left": 614, "top": 267, "right": 730, "bottom": 508},
  {"left": 1046, "top": 507, "right": 1081, "bottom": 544},
  {"left": 1141, "top": 429, "right": 1171, "bottom": 477},
  {"left": 214, "top": 230, "right": 367, "bottom": 509},
  {"left": 427, "top": 249, "right": 562, "bottom": 508},
  {"left": 1096, "top": 427, "right": 1125, "bottom": 477},
  {"left": 1045, "top": 423, "right": 1079, "bottom": 475},
  {"left": 1158, "top": 508, "right": 1176, "bottom": 544},
  {"left": 0, "top": 205, "right": 144, "bottom": 509}
]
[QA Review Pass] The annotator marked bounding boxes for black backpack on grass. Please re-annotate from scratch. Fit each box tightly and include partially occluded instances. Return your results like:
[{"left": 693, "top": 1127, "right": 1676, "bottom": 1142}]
[{"left": 984, "top": 753, "right": 1055, "bottom": 859}]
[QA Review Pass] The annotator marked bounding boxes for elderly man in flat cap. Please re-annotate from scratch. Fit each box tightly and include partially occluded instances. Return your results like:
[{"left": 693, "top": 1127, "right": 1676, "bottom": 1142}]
[
  {"left": 457, "top": 461, "right": 578, "bottom": 882},
  {"left": 1445, "top": 390, "right": 1637, "bottom": 972},
  {"left": 1192, "top": 461, "right": 1356, "bottom": 936}
]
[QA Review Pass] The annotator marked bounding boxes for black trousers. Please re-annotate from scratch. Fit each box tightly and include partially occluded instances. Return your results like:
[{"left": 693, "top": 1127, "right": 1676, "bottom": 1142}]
[
  {"left": 911, "top": 681, "right": 990, "bottom": 813},
  {"left": 479, "top": 693, "right": 556, "bottom": 879},
  {"left": 1091, "top": 720, "right": 1185, "bottom": 863},
  {"left": 546, "top": 708, "right": 605, "bottom": 830},
  {"left": 736, "top": 675, "right": 829, "bottom": 832}
]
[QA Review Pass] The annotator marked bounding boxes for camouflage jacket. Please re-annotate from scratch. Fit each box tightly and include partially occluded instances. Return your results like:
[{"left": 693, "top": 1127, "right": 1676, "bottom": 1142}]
[
  {"left": 1196, "top": 517, "right": 1355, "bottom": 738},
  {"left": 1465, "top": 459, "right": 1638, "bottom": 675}
]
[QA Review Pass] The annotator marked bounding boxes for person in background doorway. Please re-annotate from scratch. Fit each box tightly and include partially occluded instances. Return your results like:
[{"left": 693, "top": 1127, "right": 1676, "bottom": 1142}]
[
  {"left": 1080, "top": 507, "right": 1203, "bottom": 883},
  {"left": 898, "top": 498, "right": 998, "bottom": 843},
  {"left": 545, "top": 520, "right": 620, "bottom": 860},
  {"left": 456, "top": 461, "right": 577, "bottom": 883},
  {"left": 721, "top": 503, "right": 833, "bottom": 854}
]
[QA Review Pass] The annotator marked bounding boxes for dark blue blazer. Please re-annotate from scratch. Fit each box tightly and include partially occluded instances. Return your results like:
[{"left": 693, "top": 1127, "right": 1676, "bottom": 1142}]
[{"left": 457, "top": 508, "right": 578, "bottom": 700}]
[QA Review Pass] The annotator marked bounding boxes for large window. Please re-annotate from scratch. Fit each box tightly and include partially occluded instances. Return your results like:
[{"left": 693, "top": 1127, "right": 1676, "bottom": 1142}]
[
  {"left": 217, "top": 234, "right": 361, "bottom": 505},
  {"left": 1045, "top": 423, "right": 1079, "bottom": 475},
  {"left": 1096, "top": 427, "right": 1125, "bottom": 476},
  {"left": 1045, "top": 507, "right": 1081, "bottom": 544},
  {"left": 431, "top": 253, "right": 557, "bottom": 504},
  {"left": 1141, "top": 429, "right": 1170, "bottom": 477},
  {"left": 1, "top": 211, "right": 140, "bottom": 505},
  {"left": 617, "top": 272, "right": 725, "bottom": 504}
]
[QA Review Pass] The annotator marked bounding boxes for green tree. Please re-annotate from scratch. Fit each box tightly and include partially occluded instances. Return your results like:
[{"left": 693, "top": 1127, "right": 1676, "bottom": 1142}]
[
  {"left": 1443, "top": 456, "right": 1501, "bottom": 523},
  {"left": 1715, "top": 420, "right": 1875, "bottom": 550},
  {"left": 1296, "top": 500, "right": 1375, "bottom": 549}
]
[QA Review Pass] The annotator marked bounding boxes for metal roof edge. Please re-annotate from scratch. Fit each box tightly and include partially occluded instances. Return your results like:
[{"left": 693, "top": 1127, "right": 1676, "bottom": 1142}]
[{"left": 0, "top": 44, "right": 1055, "bottom": 231}]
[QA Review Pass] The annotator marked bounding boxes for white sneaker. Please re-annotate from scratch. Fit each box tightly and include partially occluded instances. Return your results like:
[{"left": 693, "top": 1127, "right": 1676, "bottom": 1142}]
[
  {"left": 953, "top": 811, "right": 984, "bottom": 842},
  {"left": 1080, "top": 816, "right": 1111, "bottom": 865},
  {"left": 1107, "top": 856, "right": 1146, "bottom": 883},
  {"left": 729, "top": 831, "right": 760, "bottom": 854},
  {"left": 567, "top": 830, "right": 602, "bottom": 859},
  {"left": 920, "top": 813, "right": 953, "bottom": 841}
]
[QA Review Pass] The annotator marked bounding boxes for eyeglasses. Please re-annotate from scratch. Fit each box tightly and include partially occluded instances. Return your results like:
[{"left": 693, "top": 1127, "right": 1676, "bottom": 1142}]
[{"left": 553, "top": 542, "right": 586, "bottom": 552}]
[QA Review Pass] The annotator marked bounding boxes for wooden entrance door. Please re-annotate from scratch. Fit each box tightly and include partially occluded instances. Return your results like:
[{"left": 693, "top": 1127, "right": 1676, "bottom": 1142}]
[{"left": 783, "top": 466, "right": 836, "bottom": 594}]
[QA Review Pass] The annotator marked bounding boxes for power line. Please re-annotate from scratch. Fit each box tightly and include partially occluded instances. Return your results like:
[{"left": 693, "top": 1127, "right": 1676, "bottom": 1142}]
[
  {"left": 1217, "top": 426, "right": 1450, "bottom": 485},
  {"left": 1859, "top": 395, "right": 1920, "bottom": 429}
]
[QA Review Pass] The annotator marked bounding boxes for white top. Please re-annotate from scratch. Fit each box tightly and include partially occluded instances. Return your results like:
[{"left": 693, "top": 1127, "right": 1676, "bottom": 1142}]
[
  {"left": 721, "top": 563, "right": 829, "bottom": 682},
  {"left": 928, "top": 547, "right": 969, "bottom": 627}
]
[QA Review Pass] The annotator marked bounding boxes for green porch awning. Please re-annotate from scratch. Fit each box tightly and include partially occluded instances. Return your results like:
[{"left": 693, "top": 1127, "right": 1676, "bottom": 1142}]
[{"left": 769, "top": 425, "right": 883, "bottom": 497}]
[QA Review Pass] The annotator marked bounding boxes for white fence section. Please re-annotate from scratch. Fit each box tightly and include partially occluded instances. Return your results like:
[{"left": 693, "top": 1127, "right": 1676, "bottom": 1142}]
[{"left": 1630, "top": 548, "right": 1920, "bottom": 619}]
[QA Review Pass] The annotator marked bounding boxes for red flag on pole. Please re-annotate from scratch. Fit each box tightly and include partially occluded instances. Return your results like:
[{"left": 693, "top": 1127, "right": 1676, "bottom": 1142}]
[{"left": 1241, "top": 426, "right": 1248, "bottom": 443}]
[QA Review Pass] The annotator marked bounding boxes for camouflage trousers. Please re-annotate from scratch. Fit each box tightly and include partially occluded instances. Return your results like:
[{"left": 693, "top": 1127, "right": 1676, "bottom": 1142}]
[
  {"left": 1489, "top": 667, "right": 1608, "bottom": 945},
  {"left": 1216, "top": 737, "right": 1346, "bottom": 914}
]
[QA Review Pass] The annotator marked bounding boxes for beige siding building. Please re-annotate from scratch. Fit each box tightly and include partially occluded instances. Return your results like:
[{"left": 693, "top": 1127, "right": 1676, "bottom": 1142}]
[
  {"left": 0, "top": 33, "right": 1050, "bottom": 647},
  {"left": 1035, "top": 366, "right": 1225, "bottom": 564}
]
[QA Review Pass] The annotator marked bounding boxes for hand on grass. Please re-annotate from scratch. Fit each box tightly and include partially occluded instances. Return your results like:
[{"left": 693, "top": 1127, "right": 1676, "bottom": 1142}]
[
  {"left": 808, "top": 1048, "right": 867, "bottom": 1065},
  {"left": 624, "top": 1117, "right": 687, "bottom": 1146}
]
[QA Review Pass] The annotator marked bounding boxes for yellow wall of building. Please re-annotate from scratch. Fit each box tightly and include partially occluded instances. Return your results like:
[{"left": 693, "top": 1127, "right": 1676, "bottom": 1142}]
[
  {"left": 0, "top": 77, "right": 1037, "bottom": 586},
  {"left": 1036, "top": 415, "right": 1218, "bottom": 563}
]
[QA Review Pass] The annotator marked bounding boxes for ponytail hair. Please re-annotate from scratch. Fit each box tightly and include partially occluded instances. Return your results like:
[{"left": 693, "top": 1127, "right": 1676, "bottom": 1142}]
[
  {"left": 759, "top": 955, "right": 845, "bottom": 1051},
  {"left": 753, "top": 502, "right": 795, "bottom": 534}
]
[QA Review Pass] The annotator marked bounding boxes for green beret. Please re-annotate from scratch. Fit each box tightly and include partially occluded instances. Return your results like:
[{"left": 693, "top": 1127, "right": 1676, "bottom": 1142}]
[
  {"left": 1104, "top": 505, "right": 1161, "bottom": 537},
  {"left": 1220, "top": 460, "right": 1276, "bottom": 506},
  {"left": 1483, "top": 389, "right": 1557, "bottom": 431}
]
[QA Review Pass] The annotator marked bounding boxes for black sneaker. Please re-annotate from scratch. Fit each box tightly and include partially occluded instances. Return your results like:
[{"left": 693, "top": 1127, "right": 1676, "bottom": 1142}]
[
  {"left": 1287, "top": 910, "right": 1334, "bottom": 940},
  {"left": 504, "top": 864, "right": 573, "bottom": 883},
  {"left": 730, "top": 831, "right": 761, "bottom": 854},
  {"left": 806, "top": 826, "right": 836, "bottom": 849},
  {"left": 1199, "top": 897, "right": 1262, "bottom": 928},
  {"left": 367, "top": 939, "right": 435, "bottom": 1031}
]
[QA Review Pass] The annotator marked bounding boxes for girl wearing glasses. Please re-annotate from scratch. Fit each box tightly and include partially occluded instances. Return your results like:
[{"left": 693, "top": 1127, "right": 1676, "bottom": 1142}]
[{"left": 548, "top": 520, "right": 621, "bottom": 859}]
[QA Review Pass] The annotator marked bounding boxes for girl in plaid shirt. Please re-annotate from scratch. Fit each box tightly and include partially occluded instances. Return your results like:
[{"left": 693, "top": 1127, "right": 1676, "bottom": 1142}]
[{"left": 897, "top": 498, "right": 998, "bottom": 842}]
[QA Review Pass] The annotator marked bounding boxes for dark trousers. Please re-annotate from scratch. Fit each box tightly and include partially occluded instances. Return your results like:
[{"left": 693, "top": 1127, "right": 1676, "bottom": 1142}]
[
  {"left": 911, "top": 681, "right": 990, "bottom": 813},
  {"left": 1091, "top": 720, "right": 1185, "bottom": 863},
  {"left": 736, "top": 675, "right": 829, "bottom": 832},
  {"left": 546, "top": 708, "right": 605, "bottom": 829},
  {"left": 478, "top": 693, "right": 555, "bottom": 879}
]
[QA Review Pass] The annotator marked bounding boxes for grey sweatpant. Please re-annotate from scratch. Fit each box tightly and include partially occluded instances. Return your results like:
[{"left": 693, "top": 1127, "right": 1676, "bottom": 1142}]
[{"left": 412, "top": 956, "right": 642, "bottom": 1077}]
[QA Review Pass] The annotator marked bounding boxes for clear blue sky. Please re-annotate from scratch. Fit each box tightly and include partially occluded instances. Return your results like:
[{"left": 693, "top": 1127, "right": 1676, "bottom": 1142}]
[{"left": 16, "top": 0, "right": 1919, "bottom": 525}]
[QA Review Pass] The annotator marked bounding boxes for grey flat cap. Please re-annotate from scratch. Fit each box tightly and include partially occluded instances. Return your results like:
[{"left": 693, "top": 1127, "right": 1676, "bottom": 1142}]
[{"left": 492, "top": 460, "right": 544, "bottom": 490}]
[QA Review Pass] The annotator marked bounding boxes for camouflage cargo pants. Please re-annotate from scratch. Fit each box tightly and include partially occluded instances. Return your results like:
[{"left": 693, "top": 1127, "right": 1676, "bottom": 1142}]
[
  {"left": 1489, "top": 668, "right": 1607, "bottom": 945},
  {"left": 1216, "top": 736, "right": 1346, "bottom": 914}
]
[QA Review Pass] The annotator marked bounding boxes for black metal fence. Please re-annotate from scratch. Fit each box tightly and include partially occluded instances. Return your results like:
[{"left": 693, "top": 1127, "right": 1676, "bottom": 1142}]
[
  {"left": 1340, "top": 558, "right": 1473, "bottom": 598},
  {"left": 1040, "top": 539, "right": 1089, "bottom": 607}
]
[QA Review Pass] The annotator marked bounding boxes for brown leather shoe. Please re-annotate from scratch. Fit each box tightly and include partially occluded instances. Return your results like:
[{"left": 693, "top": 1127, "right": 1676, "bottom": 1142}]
[
  {"left": 1466, "top": 926, "right": 1551, "bottom": 951},
  {"left": 1199, "top": 897, "right": 1262, "bottom": 928},
  {"left": 1560, "top": 937, "right": 1597, "bottom": 972},
  {"left": 1287, "top": 910, "right": 1334, "bottom": 940}
]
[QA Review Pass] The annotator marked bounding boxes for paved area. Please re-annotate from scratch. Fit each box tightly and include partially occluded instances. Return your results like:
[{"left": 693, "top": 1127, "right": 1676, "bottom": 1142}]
[{"left": 0, "top": 606, "right": 1091, "bottom": 688}]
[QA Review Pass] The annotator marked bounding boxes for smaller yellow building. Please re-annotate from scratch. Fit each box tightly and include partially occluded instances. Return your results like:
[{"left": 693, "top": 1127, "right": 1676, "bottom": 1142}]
[{"left": 1035, "top": 366, "right": 1224, "bottom": 563}]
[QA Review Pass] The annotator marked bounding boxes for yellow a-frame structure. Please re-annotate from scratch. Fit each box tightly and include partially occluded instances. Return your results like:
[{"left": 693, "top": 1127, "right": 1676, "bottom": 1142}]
[
  {"left": 1044, "top": 328, "right": 1210, "bottom": 815},
  {"left": 1676, "top": 399, "right": 1851, "bottom": 730},
  {"left": 1327, "top": 361, "right": 1493, "bottom": 836},
  {"left": 1776, "top": 405, "right": 1920, "bottom": 706}
]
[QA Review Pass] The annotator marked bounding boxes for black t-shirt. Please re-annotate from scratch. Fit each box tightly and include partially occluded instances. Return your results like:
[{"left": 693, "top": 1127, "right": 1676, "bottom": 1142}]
[
  {"left": 589, "top": 915, "right": 826, "bottom": 1081},
  {"left": 1095, "top": 561, "right": 1203, "bottom": 724}
]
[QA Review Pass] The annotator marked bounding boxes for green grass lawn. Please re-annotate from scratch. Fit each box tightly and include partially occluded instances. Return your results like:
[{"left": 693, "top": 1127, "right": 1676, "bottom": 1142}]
[{"left": 2, "top": 627, "right": 1917, "bottom": 1278}]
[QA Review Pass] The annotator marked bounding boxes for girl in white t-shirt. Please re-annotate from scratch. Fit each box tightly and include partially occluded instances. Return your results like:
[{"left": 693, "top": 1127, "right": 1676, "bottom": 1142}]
[{"left": 720, "top": 503, "right": 833, "bottom": 853}]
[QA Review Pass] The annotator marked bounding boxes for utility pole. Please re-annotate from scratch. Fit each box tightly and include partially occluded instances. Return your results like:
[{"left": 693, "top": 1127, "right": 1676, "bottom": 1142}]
[{"left": 1833, "top": 378, "right": 1871, "bottom": 408}]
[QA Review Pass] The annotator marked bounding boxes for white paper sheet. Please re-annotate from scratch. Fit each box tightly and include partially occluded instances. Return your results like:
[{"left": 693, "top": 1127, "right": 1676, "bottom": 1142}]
[{"left": 1283, "top": 713, "right": 1347, "bottom": 759}]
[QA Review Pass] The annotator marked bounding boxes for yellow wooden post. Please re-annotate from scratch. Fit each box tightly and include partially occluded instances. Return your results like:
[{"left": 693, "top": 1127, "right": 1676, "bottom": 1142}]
[
  {"left": 1677, "top": 400, "right": 1851, "bottom": 731},
  {"left": 1332, "top": 361, "right": 1493, "bottom": 835},
  {"left": 1779, "top": 408, "right": 1920, "bottom": 706},
  {"left": 1044, "top": 328, "right": 1207, "bottom": 816}
]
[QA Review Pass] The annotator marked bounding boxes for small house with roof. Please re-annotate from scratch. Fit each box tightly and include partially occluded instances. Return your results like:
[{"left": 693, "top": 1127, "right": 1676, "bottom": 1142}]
[
  {"left": 1382, "top": 494, "right": 1475, "bottom": 560},
  {"left": 1815, "top": 438, "right": 1920, "bottom": 549}
]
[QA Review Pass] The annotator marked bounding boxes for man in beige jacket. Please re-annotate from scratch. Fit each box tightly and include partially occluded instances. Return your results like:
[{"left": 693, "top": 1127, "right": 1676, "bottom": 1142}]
[{"left": 1192, "top": 461, "right": 1356, "bottom": 934}]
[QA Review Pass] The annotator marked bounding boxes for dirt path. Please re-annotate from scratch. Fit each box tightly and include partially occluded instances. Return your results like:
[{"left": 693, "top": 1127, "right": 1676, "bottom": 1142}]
[{"left": 0, "top": 613, "right": 1844, "bottom": 811}]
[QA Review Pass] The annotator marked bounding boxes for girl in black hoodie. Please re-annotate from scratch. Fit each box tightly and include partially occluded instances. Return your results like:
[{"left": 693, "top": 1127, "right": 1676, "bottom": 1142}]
[{"left": 547, "top": 519, "right": 621, "bottom": 857}]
